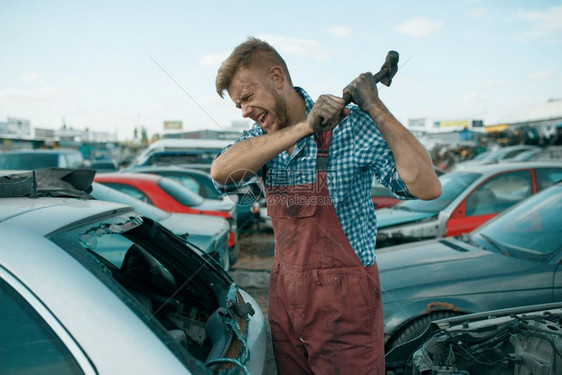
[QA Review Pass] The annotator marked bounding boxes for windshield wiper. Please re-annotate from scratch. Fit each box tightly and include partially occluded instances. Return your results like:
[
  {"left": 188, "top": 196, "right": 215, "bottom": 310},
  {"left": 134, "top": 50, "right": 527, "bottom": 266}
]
[
  {"left": 478, "top": 233, "right": 509, "bottom": 256},
  {"left": 460, "top": 233, "right": 481, "bottom": 248}
]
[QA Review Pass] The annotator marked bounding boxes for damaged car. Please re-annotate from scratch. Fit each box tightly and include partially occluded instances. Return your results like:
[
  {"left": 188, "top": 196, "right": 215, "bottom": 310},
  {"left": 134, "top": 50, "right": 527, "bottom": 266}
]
[
  {"left": 90, "top": 182, "right": 232, "bottom": 270},
  {"left": 385, "top": 302, "right": 562, "bottom": 374},
  {"left": 378, "top": 180, "right": 562, "bottom": 352},
  {"left": 376, "top": 162, "right": 562, "bottom": 247},
  {"left": 0, "top": 169, "right": 266, "bottom": 374}
]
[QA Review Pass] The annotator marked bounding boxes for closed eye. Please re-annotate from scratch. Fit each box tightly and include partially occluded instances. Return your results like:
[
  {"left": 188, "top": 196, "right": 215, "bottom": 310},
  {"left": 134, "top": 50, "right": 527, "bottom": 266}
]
[{"left": 237, "top": 93, "right": 252, "bottom": 108}]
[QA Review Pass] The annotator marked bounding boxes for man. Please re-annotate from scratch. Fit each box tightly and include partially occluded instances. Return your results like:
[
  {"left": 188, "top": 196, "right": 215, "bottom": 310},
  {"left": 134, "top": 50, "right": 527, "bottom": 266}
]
[{"left": 211, "top": 37, "right": 441, "bottom": 374}]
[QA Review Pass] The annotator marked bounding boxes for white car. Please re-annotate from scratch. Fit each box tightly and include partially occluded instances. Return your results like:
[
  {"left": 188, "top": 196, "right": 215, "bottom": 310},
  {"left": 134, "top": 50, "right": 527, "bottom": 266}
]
[{"left": 0, "top": 170, "right": 266, "bottom": 374}]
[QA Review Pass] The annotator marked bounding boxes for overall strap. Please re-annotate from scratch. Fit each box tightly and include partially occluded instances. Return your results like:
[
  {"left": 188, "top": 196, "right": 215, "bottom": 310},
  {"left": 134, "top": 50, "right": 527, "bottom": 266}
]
[{"left": 314, "top": 131, "right": 332, "bottom": 171}]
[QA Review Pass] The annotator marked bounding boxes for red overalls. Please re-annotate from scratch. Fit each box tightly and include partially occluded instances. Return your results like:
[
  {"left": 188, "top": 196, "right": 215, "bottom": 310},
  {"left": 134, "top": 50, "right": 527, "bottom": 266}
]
[{"left": 266, "top": 131, "right": 385, "bottom": 374}]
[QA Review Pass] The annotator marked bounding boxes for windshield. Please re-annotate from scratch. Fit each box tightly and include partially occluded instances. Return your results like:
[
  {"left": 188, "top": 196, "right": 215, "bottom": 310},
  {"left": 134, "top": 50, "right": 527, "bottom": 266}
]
[
  {"left": 158, "top": 177, "right": 205, "bottom": 207},
  {"left": 91, "top": 182, "right": 169, "bottom": 220},
  {"left": 473, "top": 185, "right": 562, "bottom": 260},
  {"left": 395, "top": 172, "right": 480, "bottom": 212},
  {"left": 472, "top": 151, "right": 491, "bottom": 161},
  {"left": 510, "top": 150, "right": 537, "bottom": 162}
]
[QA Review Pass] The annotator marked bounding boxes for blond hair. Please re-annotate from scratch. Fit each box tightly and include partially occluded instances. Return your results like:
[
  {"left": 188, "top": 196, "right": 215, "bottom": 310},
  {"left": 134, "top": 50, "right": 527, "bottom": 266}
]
[{"left": 215, "top": 37, "right": 292, "bottom": 98}]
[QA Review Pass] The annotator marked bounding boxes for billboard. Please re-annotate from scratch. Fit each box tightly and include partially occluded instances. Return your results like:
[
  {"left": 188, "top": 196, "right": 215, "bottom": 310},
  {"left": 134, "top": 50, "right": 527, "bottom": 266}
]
[
  {"left": 164, "top": 121, "right": 183, "bottom": 130},
  {"left": 439, "top": 119, "right": 470, "bottom": 128}
]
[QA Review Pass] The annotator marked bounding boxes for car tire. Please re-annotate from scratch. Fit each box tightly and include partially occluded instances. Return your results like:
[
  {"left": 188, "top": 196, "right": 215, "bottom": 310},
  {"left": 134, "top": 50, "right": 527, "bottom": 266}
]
[{"left": 386, "top": 310, "right": 463, "bottom": 351}]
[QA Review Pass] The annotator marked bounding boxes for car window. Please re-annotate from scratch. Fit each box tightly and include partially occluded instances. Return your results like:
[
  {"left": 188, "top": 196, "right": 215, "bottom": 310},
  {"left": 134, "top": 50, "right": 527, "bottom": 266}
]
[
  {"left": 474, "top": 185, "right": 562, "bottom": 260},
  {"left": 157, "top": 178, "right": 204, "bottom": 207},
  {"left": 0, "top": 279, "right": 83, "bottom": 375},
  {"left": 472, "top": 151, "right": 490, "bottom": 161},
  {"left": 165, "top": 175, "right": 202, "bottom": 196},
  {"left": 190, "top": 174, "right": 223, "bottom": 200},
  {"left": 0, "top": 153, "right": 59, "bottom": 169},
  {"left": 66, "top": 152, "right": 84, "bottom": 168},
  {"left": 510, "top": 150, "right": 537, "bottom": 162},
  {"left": 503, "top": 149, "right": 525, "bottom": 159},
  {"left": 396, "top": 172, "right": 480, "bottom": 212},
  {"left": 82, "top": 228, "right": 139, "bottom": 268},
  {"left": 91, "top": 183, "right": 168, "bottom": 220},
  {"left": 101, "top": 183, "right": 153, "bottom": 204},
  {"left": 47, "top": 214, "right": 201, "bottom": 369},
  {"left": 466, "top": 170, "right": 532, "bottom": 216},
  {"left": 536, "top": 168, "right": 562, "bottom": 191},
  {"left": 58, "top": 154, "right": 70, "bottom": 168}
]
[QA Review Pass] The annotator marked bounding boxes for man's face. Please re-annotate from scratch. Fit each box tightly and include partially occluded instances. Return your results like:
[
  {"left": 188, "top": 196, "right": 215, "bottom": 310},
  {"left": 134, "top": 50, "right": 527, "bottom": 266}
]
[{"left": 228, "top": 67, "right": 289, "bottom": 133}]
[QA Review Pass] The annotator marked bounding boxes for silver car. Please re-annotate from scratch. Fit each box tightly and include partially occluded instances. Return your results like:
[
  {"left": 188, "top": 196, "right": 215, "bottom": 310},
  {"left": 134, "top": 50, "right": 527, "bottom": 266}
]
[{"left": 0, "top": 183, "right": 266, "bottom": 373}]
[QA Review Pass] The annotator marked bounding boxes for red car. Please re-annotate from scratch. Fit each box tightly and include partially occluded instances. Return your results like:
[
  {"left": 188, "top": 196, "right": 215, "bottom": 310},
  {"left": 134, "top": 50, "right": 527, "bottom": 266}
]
[
  {"left": 94, "top": 172, "right": 238, "bottom": 258},
  {"left": 371, "top": 166, "right": 446, "bottom": 209},
  {"left": 375, "top": 162, "right": 562, "bottom": 247}
]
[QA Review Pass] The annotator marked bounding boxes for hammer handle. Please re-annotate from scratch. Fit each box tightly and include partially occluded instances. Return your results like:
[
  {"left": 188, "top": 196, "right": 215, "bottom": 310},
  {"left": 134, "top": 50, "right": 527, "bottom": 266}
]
[{"left": 342, "top": 50, "right": 399, "bottom": 106}]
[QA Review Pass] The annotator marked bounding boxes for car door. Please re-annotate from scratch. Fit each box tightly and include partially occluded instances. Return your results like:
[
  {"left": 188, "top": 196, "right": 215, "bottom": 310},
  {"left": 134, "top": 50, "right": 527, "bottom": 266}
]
[
  {"left": 446, "top": 170, "right": 533, "bottom": 236},
  {"left": 552, "top": 251, "right": 562, "bottom": 302},
  {"left": 0, "top": 267, "right": 96, "bottom": 375},
  {"left": 535, "top": 167, "right": 562, "bottom": 191}
]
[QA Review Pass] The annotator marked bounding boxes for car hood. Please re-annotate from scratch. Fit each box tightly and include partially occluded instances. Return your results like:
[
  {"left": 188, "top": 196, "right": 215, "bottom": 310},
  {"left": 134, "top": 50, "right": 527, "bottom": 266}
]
[
  {"left": 376, "top": 207, "right": 436, "bottom": 228},
  {"left": 159, "top": 213, "right": 229, "bottom": 254},
  {"left": 377, "top": 238, "right": 539, "bottom": 296}
]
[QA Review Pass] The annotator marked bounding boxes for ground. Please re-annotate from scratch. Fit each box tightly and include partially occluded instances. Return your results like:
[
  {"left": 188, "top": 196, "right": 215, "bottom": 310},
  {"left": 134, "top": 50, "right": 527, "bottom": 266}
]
[{"left": 230, "top": 228, "right": 277, "bottom": 374}]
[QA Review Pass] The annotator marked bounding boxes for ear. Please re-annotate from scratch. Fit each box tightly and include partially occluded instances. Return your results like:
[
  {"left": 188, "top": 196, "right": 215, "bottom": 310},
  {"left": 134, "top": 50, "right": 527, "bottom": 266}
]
[{"left": 270, "top": 66, "right": 285, "bottom": 89}]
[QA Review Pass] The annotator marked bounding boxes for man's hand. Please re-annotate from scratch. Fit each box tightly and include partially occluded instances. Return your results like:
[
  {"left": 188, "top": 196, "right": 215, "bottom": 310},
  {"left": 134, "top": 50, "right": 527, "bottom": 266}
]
[
  {"left": 342, "top": 72, "right": 381, "bottom": 115},
  {"left": 306, "top": 94, "right": 349, "bottom": 133}
]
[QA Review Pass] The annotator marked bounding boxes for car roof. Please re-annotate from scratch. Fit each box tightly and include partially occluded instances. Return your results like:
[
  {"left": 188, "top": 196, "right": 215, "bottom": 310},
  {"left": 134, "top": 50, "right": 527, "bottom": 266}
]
[
  {"left": 131, "top": 165, "right": 211, "bottom": 176},
  {"left": 0, "top": 197, "right": 134, "bottom": 235},
  {"left": 144, "top": 138, "right": 231, "bottom": 150},
  {"left": 95, "top": 172, "right": 163, "bottom": 182},
  {"left": 452, "top": 161, "right": 562, "bottom": 174}
]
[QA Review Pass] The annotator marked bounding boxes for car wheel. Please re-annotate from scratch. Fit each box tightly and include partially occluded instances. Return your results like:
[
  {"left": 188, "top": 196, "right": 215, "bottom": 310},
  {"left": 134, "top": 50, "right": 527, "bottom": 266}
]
[{"left": 386, "top": 310, "right": 464, "bottom": 351}]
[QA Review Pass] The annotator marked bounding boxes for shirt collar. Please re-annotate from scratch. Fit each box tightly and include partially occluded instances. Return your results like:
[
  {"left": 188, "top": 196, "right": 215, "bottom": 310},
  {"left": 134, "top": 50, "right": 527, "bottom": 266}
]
[{"left": 295, "top": 87, "right": 314, "bottom": 114}]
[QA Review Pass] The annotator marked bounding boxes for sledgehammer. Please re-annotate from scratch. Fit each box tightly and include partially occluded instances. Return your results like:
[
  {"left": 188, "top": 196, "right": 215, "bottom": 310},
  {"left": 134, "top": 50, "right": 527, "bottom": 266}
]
[{"left": 342, "top": 50, "right": 399, "bottom": 105}]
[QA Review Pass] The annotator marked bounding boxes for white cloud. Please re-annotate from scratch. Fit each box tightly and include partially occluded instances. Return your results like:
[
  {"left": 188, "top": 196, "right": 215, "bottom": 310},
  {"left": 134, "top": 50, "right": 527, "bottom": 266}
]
[
  {"left": 0, "top": 87, "right": 60, "bottom": 101},
  {"left": 328, "top": 26, "right": 351, "bottom": 39},
  {"left": 512, "top": 6, "right": 562, "bottom": 40},
  {"left": 467, "top": 8, "right": 486, "bottom": 19},
  {"left": 396, "top": 18, "right": 444, "bottom": 38},
  {"left": 529, "top": 70, "right": 555, "bottom": 80},
  {"left": 20, "top": 73, "right": 43, "bottom": 82},
  {"left": 199, "top": 53, "right": 229, "bottom": 69},
  {"left": 258, "top": 35, "right": 331, "bottom": 61},
  {"left": 462, "top": 92, "right": 488, "bottom": 102}
]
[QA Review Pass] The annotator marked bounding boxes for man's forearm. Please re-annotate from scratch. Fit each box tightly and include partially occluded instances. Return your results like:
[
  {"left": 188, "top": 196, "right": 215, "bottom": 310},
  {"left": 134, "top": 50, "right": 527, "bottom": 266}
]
[
  {"left": 369, "top": 104, "right": 441, "bottom": 200},
  {"left": 211, "top": 122, "right": 312, "bottom": 184}
]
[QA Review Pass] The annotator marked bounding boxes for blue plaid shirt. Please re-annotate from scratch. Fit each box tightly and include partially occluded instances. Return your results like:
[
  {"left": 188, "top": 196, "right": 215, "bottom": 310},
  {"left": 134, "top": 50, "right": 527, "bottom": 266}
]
[{"left": 215, "top": 87, "right": 414, "bottom": 266}]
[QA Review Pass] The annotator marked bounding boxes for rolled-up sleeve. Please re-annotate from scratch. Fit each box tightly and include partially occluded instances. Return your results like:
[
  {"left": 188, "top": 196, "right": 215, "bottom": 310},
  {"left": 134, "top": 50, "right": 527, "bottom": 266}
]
[
  {"left": 350, "top": 107, "right": 415, "bottom": 199},
  {"left": 212, "top": 124, "right": 265, "bottom": 194}
]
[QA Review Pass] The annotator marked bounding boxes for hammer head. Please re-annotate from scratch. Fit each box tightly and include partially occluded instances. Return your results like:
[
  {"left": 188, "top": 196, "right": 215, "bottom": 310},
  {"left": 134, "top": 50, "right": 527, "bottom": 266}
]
[{"left": 380, "top": 50, "right": 399, "bottom": 87}]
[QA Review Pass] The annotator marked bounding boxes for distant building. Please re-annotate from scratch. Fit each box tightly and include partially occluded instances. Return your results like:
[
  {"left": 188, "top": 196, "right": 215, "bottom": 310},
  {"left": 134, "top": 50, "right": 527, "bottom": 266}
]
[
  {"left": 164, "top": 129, "right": 242, "bottom": 141},
  {"left": 408, "top": 117, "right": 484, "bottom": 135},
  {"left": 0, "top": 117, "right": 31, "bottom": 137}
]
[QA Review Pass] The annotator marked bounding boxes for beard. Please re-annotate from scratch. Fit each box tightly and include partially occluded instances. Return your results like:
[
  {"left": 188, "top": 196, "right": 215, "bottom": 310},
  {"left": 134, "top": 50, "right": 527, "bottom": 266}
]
[{"left": 267, "top": 90, "right": 290, "bottom": 133}]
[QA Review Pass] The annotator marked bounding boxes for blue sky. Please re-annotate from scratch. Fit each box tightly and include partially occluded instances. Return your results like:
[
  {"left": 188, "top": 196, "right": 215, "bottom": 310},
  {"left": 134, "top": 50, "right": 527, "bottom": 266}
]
[{"left": 1, "top": 0, "right": 561, "bottom": 141}]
